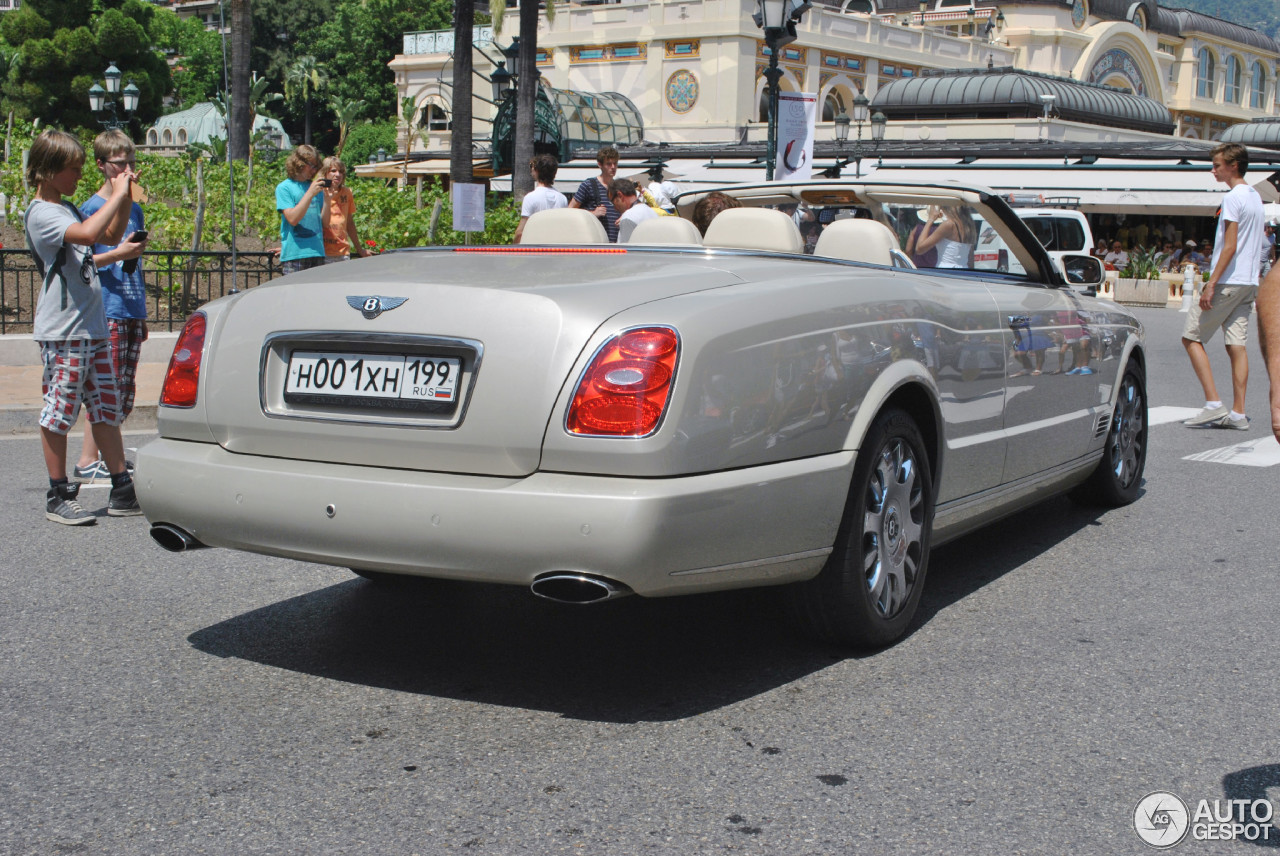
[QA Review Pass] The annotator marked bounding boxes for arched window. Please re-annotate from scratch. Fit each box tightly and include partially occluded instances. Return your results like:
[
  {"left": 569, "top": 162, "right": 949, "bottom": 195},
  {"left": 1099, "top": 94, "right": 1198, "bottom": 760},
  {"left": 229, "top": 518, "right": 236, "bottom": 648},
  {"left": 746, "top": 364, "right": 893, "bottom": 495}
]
[
  {"left": 147, "top": 129, "right": 158, "bottom": 145},
  {"left": 1251, "top": 61, "right": 1266, "bottom": 109},
  {"left": 419, "top": 102, "right": 451, "bottom": 131},
  {"left": 1196, "top": 48, "right": 1215, "bottom": 99},
  {"left": 177, "top": 128, "right": 188, "bottom": 145},
  {"left": 162, "top": 129, "right": 173, "bottom": 144},
  {"left": 1224, "top": 55, "right": 1241, "bottom": 104},
  {"left": 843, "top": 0, "right": 874, "bottom": 12},
  {"left": 822, "top": 90, "right": 847, "bottom": 122}
]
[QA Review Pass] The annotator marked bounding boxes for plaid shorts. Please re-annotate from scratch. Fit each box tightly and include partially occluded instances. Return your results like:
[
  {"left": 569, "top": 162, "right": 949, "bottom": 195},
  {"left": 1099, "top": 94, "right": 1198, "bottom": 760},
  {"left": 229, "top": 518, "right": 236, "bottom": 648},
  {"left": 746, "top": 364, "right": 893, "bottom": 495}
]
[
  {"left": 109, "top": 318, "right": 148, "bottom": 419},
  {"left": 281, "top": 257, "right": 325, "bottom": 276},
  {"left": 39, "top": 339, "right": 123, "bottom": 434}
]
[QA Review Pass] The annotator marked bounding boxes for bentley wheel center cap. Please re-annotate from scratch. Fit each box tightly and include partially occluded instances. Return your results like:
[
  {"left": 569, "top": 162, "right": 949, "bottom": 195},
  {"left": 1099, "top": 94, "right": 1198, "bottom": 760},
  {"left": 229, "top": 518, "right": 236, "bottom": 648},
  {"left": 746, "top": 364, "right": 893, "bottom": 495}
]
[{"left": 885, "top": 506, "right": 906, "bottom": 564}]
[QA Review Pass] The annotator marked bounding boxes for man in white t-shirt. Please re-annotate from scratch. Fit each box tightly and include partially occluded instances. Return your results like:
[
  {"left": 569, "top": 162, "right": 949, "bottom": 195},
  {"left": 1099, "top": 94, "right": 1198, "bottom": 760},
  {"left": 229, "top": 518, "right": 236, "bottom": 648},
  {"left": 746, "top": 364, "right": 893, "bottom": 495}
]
[
  {"left": 1103, "top": 240, "right": 1129, "bottom": 268},
  {"left": 514, "top": 154, "right": 567, "bottom": 243},
  {"left": 1182, "top": 142, "right": 1266, "bottom": 430},
  {"left": 607, "top": 178, "right": 659, "bottom": 243}
]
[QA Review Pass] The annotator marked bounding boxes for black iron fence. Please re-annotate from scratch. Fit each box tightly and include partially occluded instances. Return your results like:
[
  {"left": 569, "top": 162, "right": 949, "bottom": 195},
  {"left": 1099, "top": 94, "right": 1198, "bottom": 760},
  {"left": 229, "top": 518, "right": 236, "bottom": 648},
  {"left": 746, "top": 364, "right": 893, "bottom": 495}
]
[{"left": 0, "top": 250, "right": 282, "bottom": 335}]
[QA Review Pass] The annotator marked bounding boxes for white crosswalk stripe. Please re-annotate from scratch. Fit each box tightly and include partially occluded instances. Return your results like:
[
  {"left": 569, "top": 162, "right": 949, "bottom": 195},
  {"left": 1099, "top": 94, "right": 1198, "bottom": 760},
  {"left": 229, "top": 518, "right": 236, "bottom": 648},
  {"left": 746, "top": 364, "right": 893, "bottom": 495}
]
[
  {"left": 1148, "top": 406, "right": 1280, "bottom": 466},
  {"left": 1147, "top": 405, "right": 1202, "bottom": 426},
  {"left": 1182, "top": 437, "right": 1280, "bottom": 467}
]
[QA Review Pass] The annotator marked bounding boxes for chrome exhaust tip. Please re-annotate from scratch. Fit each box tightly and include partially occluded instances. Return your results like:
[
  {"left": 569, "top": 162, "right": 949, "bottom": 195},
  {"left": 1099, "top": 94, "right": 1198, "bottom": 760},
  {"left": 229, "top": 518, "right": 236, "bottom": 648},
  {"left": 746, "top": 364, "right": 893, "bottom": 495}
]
[
  {"left": 150, "top": 523, "right": 208, "bottom": 553},
  {"left": 530, "top": 573, "right": 632, "bottom": 604}
]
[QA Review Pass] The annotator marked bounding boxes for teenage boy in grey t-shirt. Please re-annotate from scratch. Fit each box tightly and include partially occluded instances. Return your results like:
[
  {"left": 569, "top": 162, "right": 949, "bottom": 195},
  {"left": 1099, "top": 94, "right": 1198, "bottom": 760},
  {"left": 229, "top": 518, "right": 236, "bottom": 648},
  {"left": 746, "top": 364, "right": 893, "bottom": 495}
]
[{"left": 25, "top": 129, "right": 143, "bottom": 524}]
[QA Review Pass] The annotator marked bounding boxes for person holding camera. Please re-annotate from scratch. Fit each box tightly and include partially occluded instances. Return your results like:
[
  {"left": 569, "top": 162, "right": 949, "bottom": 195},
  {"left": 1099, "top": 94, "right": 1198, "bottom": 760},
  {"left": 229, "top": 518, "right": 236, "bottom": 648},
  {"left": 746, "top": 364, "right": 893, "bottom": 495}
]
[
  {"left": 275, "top": 144, "right": 329, "bottom": 275},
  {"left": 72, "top": 130, "right": 150, "bottom": 483},
  {"left": 25, "top": 129, "right": 142, "bottom": 523},
  {"left": 320, "top": 157, "right": 370, "bottom": 263}
]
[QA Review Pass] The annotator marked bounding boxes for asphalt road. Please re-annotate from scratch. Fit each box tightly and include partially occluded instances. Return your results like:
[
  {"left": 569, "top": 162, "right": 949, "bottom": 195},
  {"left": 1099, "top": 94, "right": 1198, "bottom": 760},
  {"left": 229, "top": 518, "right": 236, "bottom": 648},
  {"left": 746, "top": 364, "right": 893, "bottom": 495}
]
[{"left": 1, "top": 305, "right": 1278, "bottom": 855}]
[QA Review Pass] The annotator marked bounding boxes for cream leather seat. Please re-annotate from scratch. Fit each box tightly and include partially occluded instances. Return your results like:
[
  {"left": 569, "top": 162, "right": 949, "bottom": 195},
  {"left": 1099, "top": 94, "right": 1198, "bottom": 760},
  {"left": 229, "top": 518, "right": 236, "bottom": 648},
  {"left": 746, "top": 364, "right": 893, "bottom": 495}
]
[
  {"left": 628, "top": 216, "right": 704, "bottom": 246},
  {"left": 521, "top": 208, "right": 608, "bottom": 244},
  {"left": 814, "top": 218, "right": 901, "bottom": 266},
  {"left": 702, "top": 208, "right": 804, "bottom": 254}
]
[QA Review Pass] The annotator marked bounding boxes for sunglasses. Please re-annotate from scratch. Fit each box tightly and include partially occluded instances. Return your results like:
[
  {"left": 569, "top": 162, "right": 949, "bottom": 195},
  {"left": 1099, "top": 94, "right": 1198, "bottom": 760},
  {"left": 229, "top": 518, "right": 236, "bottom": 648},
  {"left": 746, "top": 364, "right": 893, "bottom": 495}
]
[{"left": 105, "top": 159, "right": 137, "bottom": 167}]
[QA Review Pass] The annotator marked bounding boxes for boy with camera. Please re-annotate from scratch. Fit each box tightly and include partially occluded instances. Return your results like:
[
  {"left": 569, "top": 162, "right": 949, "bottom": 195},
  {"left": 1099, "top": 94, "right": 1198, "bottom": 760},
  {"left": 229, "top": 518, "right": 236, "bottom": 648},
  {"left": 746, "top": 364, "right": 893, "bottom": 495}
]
[{"left": 73, "top": 130, "right": 149, "bottom": 483}]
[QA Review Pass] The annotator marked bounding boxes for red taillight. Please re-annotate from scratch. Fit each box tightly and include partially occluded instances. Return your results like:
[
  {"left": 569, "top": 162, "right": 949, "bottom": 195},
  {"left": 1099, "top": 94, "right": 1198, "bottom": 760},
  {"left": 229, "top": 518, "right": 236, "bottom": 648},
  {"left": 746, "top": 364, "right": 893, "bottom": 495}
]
[
  {"left": 566, "top": 327, "right": 679, "bottom": 437},
  {"left": 160, "top": 312, "right": 207, "bottom": 408}
]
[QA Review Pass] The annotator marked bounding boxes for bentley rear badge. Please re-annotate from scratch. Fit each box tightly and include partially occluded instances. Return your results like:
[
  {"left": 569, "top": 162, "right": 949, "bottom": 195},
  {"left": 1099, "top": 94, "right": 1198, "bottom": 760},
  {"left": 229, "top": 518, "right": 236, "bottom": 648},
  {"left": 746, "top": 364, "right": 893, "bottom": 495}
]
[{"left": 347, "top": 295, "right": 408, "bottom": 320}]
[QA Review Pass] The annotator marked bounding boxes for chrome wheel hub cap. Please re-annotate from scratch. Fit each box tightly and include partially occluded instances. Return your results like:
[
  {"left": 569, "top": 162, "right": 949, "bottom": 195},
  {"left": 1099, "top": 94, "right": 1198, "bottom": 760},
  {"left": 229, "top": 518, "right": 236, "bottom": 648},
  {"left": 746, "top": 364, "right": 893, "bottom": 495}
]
[{"left": 863, "top": 439, "right": 924, "bottom": 619}]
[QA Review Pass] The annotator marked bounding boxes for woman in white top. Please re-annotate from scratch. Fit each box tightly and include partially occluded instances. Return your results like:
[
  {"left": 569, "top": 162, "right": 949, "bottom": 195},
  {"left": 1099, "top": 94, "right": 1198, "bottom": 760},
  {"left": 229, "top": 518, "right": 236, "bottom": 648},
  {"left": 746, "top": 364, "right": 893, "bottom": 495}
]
[{"left": 914, "top": 206, "right": 977, "bottom": 269}]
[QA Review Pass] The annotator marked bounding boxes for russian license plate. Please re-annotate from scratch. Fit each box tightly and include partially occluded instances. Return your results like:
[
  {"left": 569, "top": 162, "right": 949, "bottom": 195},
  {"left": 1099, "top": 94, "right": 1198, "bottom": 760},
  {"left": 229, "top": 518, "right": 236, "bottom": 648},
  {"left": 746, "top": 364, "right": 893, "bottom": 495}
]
[{"left": 285, "top": 350, "right": 461, "bottom": 410}]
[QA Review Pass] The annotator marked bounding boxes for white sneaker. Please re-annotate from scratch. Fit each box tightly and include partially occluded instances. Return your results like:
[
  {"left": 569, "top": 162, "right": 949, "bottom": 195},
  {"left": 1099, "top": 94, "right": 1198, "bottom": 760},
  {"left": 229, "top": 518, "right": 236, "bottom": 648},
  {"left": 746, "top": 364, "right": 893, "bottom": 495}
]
[
  {"left": 1221, "top": 413, "right": 1250, "bottom": 430},
  {"left": 1184, "top": 405, "right": 1228, "bottom": 427}
]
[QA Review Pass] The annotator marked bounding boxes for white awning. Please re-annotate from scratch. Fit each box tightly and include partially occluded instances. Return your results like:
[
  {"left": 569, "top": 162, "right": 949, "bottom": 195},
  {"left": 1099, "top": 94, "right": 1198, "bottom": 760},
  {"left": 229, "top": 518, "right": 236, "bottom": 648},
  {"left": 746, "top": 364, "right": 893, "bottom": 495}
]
[{"left": 866, "top": 161, "right": 1226, "bottom": 215}]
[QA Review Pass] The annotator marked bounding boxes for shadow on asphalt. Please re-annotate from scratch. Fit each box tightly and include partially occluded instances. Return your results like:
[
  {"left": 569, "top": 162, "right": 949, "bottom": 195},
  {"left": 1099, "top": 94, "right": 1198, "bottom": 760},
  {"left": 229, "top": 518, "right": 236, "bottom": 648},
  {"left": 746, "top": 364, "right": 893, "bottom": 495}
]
[{"left": 187, "top": 492, "right": 1127, "bottom": 723}]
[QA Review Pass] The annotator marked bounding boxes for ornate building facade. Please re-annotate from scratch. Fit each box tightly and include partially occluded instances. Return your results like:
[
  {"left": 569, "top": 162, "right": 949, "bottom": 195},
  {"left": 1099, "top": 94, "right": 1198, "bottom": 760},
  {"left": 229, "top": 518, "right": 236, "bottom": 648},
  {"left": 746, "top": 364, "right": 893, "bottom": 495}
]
[{"left": 391, "top": 0, "right": 1280, "bottom": 156}]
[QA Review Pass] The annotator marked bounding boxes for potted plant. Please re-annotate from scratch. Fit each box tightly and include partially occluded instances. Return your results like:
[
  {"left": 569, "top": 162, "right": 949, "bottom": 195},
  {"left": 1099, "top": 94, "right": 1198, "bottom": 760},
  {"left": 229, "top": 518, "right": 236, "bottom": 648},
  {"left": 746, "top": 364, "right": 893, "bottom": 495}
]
[{"left": 1114, "top": 245, "right": 1170, "bottom": 306}]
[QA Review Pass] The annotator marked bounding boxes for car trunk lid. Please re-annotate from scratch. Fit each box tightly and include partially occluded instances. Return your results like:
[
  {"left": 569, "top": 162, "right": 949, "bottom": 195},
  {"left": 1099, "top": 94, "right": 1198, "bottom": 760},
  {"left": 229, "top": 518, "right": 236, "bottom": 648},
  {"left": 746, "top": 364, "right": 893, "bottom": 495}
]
[{"left": 201, "top": 249, "right": 742, "bottom": 476}]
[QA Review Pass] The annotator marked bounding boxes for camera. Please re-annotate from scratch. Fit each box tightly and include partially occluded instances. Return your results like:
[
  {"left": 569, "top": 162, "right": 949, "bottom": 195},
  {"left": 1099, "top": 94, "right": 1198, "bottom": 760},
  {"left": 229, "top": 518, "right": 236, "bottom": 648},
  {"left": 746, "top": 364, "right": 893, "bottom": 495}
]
[{"left": 319, "top": 179, "right": 332, "bottom": 188}]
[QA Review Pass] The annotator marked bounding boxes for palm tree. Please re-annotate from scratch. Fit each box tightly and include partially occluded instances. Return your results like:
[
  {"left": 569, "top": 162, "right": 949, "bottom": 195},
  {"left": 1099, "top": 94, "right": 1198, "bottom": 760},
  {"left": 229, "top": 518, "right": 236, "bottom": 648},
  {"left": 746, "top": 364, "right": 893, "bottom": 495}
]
[
  {"left": 285, "top": 56, "right": 329, "bottom": 146},
  {"left": 449, "top": 0, "right": 474, "bottom": 185},
  {"left": 512, "top": 1, "right": 544, "bottom": 203},
  {"left": 330, "top": 97, "right": 368, "bottom": 157},
  {"left": 229, "top": 0, "right": 252, "bottom": 161},
  {"left": 400, "top": 94, "right": 419, "bottom": 186}
]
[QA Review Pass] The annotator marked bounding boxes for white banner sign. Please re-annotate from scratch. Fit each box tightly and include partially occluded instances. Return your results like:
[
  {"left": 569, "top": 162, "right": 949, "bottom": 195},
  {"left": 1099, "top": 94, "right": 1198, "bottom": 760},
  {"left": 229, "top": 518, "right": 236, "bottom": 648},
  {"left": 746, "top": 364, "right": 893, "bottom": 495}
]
[
  {"left": 452, "top": 183, "right": 486, "bottom": 233},
  {"left": 775, "top": 91, "right": 817, "bottom": 182}
]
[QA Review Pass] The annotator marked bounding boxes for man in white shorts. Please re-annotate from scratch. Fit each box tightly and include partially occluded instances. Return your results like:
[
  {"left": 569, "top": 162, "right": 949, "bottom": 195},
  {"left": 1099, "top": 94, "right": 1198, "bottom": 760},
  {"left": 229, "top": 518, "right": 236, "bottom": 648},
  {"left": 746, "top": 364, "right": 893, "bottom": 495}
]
[
  {"left": 514, "top": 154, "right": 567, "bottom": 243},
  {"left": 1182, "top": 142, "right": 1265, "bottom": 430}
]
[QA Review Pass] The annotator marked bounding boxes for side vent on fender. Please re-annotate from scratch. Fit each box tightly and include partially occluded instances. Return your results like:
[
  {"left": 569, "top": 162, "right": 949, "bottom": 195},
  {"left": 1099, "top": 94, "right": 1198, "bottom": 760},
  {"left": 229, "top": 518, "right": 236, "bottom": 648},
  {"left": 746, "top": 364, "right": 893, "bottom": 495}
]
[{"left": 1093, "top": 413, "right": 1111, "bottom": 440}]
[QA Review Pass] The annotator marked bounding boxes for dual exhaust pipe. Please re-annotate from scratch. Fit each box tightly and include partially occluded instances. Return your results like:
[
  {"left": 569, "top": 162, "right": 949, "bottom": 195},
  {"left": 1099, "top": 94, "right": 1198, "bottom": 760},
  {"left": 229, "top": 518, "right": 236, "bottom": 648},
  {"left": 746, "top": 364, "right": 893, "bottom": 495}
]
[{"left": 149, "top": 528, "right": 629, "bottom": 606}]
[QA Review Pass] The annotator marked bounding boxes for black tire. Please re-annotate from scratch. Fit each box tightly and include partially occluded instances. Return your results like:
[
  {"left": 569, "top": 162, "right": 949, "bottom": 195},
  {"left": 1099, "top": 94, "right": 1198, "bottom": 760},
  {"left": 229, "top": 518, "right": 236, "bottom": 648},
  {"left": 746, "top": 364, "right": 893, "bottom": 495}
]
[
  {"left": 1071, "top": 362, "right": 1147, "bottom": 507},
  {"left": 788, "top": 408, "right": 935, "bottom": 649}
]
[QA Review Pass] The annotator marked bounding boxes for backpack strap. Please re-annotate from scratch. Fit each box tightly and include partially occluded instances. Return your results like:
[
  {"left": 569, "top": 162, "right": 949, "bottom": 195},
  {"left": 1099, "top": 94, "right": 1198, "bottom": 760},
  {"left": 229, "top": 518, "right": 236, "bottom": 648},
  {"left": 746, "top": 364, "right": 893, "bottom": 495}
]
[{"left": 25, "top": 200, "right": 85, "bottom": 311}]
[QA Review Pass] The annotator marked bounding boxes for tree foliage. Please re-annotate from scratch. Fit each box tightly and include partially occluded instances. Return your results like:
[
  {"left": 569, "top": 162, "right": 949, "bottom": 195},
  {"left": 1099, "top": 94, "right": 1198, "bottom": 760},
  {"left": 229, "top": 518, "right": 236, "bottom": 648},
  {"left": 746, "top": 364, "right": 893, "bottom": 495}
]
[
  {"left": 147, "top": 8, "right": 224, "bottom": 110},
  {"left": 0, "top": 0, "right": 170, "bottom": 126},
  {"left": 306, "top": 0, "right": 452, "bottom": 130}
]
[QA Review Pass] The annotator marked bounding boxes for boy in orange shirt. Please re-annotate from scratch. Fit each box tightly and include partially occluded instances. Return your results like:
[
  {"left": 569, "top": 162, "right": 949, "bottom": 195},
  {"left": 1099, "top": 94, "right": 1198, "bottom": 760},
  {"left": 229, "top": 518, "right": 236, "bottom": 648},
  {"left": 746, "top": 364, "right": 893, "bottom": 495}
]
[{"left": 320, "top": 157, "right": 371, "bottom": 262}]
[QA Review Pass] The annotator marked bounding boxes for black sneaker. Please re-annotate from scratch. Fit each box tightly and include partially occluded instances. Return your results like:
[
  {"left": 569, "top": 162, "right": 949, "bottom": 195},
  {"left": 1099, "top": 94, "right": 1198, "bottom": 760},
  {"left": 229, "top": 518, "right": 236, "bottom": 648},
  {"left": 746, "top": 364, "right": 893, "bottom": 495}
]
[
  {"left": 73, "top": 458, "right": 135, "bottom": 484},
  {"left": 47, "top": 483, "right": 96, "bottom": 526},
  {"left": 107, "top": 480, "right": 144, "bottom": 517}
]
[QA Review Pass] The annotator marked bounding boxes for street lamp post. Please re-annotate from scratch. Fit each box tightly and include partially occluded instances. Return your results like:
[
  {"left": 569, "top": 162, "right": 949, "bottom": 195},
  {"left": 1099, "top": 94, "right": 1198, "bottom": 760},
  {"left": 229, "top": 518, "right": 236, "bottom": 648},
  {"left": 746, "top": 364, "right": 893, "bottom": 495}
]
[
  {"left": 825, "top": 100, "right": 886, "bottom": 179},
  {"left": 755, "top": 1, "right": 810, "bottom": 181},
  {"left": 87, "top": 62, "right": 139, "bottom": 130}
]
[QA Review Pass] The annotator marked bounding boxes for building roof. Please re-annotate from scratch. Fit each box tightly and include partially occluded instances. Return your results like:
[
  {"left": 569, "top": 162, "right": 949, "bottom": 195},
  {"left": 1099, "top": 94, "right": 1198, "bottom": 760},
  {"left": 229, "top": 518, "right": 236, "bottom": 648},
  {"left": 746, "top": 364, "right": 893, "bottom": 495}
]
[
  {"left": 1219, "top": 118, "right": 1280, "bottom": 148},
  {"left": 822, "top": 0, "right": 1280, "bottom": 53},
  {"left": 147, "top": 102, "right": 291, "bottom": 147},
  {"left": 873, "top": 68, "right": 1175, "bottom": 134},
  {"left": 1156, "top": 7, "right": 1280, "bottom": 53}
]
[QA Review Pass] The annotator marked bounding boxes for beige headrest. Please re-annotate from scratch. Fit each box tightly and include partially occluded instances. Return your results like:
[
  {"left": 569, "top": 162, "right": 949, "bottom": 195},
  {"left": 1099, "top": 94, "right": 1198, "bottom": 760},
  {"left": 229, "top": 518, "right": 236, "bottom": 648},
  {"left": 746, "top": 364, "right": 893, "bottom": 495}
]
[
  {"left": 628, "top": 216, "right": 704, "bottom": 246},
  {"left": 703, "top": 208, "right": 804, "bottom": 254},
  {"left": 521, "top": 208, "right": 608, "bottom": 244},
  {"left": 814, "top": 219, "right": 901, "bottom": 266}
]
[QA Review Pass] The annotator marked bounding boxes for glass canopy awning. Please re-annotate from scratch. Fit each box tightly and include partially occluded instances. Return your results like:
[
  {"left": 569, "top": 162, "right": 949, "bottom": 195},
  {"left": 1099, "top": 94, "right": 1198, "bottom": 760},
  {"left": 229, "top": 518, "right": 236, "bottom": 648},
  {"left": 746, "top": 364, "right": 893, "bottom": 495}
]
[{"left": 492, "top": 84, "right": 643, "bottom": 173}]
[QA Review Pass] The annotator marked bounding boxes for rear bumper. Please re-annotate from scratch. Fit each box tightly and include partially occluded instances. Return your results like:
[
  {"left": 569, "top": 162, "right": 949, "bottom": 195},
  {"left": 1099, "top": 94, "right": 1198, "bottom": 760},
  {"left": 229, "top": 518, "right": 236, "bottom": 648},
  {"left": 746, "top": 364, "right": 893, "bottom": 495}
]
[{"left": 136, "top": 439, "right": 853, "bottom": 596}]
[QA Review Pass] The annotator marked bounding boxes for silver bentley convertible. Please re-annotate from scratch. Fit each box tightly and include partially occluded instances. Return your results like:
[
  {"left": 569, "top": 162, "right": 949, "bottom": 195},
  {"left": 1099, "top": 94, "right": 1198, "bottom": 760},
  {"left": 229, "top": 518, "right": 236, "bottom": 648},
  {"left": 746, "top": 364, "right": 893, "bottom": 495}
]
[{"left": 137, "top": 180, "right": 1146, "bottom": 649}]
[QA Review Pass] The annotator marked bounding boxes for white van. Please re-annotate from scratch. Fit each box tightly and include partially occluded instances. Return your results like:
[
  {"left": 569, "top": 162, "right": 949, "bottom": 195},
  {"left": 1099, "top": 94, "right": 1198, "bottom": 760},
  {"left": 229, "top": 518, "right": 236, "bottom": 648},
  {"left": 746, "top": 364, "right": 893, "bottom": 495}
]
[{"left": 974, "top": 196, "right": 1096, "bottom": 288}]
